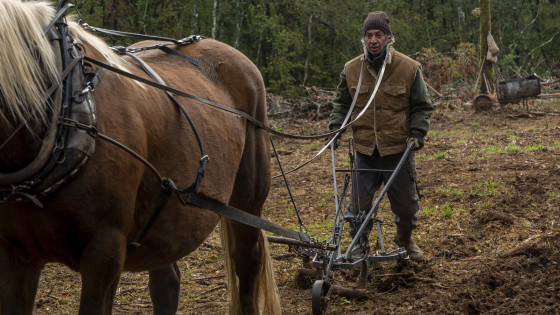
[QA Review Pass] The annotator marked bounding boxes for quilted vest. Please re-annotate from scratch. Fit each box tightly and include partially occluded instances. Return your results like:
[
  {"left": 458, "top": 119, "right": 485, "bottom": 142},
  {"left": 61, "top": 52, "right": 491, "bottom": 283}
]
[{"left": 345, "top": 47, "right": 419, "bottom": 156}]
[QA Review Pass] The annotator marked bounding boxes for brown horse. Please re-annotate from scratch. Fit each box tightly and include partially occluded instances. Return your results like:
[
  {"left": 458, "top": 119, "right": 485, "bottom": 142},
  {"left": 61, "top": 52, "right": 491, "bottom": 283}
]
[{"left": 0, "top": 0, "right": 280, "bottom": 314}]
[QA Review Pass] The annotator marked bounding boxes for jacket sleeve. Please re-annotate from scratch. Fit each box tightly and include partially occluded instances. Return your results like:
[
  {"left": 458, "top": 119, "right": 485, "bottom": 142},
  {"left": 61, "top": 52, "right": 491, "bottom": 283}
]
[
  {"left": 328, "top": 69, "right": 353, "bottom": 131},
  {"left": 409, "top": 67, "right": 433, "bottom": 136}
]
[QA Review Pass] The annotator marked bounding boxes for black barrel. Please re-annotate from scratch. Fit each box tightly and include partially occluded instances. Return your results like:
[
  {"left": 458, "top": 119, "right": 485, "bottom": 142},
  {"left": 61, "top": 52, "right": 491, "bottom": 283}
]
[{"left": 497, "top": 76, "right": 541, "bottom": 103}]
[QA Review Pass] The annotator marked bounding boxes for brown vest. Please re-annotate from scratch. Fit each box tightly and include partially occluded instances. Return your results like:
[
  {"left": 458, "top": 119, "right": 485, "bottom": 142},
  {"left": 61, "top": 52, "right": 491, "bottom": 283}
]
[{"left": 345, "top": 47, "right": 419, "bottom": 156}]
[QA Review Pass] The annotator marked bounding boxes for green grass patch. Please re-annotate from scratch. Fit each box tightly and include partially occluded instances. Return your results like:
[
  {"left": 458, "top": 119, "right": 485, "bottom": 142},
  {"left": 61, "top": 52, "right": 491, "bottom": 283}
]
[
  {"left": 504, "top": 143, "right": 520, "bottom": 152},
  {"left": 432, "top": 152, "right": 448, "bottom": 160},
  {"left": 525, "top": 144, "right": 544, "bottom": 152},
  {"left": 437, "top": 187, "right": 465, "bottom": 196},
  {"left": 439, "top": 202, "right": 455, "bottom": 219},
  {"left": 427, "top": 130, "right": 443, "bottom": 138},
  {"left": 471, "top": 145, "right": 500, "bottom": 159},
  {"left": 304, "top": 141, "right": 321, "bottom": 149},
  {"left": 470, "top": 181, "right": 499, "bottom": 197}
]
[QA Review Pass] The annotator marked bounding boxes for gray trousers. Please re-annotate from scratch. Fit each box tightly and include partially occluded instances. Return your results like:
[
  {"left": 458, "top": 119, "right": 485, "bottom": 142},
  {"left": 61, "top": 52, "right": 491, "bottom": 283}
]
[{"left": 348, "top": 149, "right": 419, "bottom": 238}]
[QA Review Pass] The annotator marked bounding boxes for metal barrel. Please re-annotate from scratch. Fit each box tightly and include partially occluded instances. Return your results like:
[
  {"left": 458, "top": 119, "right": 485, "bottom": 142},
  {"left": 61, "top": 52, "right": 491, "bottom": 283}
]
[{"left": 497, "top": 76, "right": 541, "bottom": 103}]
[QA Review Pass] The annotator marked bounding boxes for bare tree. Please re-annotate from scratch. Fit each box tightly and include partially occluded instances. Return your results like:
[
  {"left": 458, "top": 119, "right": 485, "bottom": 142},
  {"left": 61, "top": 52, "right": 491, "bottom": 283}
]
[
  {"left": 457, "top": 0, "right": 467, "bottom": 43},
  {"left": 255, "top": 1, "right": 266, "bottom": 66},
  {"left": 302, "top": 14, "right": 313, "bottom": 87},
  {"left": 212, "top": 0, "right": 218, "bottom": 39},
  {"left": 191, "top": 0, "right": 199, "bottom": 34},
  {"left": 234, "top": 0, "right": 245, "bottom": 48}
]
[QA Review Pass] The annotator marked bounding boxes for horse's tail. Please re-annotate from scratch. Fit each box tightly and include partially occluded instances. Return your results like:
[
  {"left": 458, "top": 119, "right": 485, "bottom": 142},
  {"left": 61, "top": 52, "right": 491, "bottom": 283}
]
[{"left": 219, "top": 217, "right": 281, "bottom": 314}]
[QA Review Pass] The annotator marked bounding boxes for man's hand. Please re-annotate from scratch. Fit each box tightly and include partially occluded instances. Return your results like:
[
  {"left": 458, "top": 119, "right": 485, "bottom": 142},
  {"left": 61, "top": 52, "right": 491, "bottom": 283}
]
[
  {"left": 326, "top": 133, "right": 342, "bottom": 150},
  {"left": 408, "top": 133, "right": 424, "bottom": 150}
]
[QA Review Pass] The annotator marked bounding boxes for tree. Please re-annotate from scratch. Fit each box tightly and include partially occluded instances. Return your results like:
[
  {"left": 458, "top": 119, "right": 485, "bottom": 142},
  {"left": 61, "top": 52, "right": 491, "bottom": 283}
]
[
  {"left": 212, "top": 0, "right": 218, "bottom": 39},
  {"left": 457, "top": 0, "right": 467, "bottom": 43},
  {"left": 478, "top": 0, "right": 494, "bottom": 94},
  {"left": 191, "top": 0, "right": 199, "bottom": 34}
]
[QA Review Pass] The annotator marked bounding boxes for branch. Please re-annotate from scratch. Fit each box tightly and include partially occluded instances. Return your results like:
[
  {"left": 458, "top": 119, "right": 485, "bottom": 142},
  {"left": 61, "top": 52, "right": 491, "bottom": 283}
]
[
  {"left": 528, "top": 32, "right": 559, "bottom": 56},
  {"left": 315, "top": 17, "right": 335, "bottom": 31}
]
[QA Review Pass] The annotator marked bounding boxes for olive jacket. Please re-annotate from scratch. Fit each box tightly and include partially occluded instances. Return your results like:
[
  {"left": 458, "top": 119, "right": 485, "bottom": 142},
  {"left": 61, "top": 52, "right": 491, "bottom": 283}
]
[{"left": 329, "top": 47, "right": 433, "bottom": 156}]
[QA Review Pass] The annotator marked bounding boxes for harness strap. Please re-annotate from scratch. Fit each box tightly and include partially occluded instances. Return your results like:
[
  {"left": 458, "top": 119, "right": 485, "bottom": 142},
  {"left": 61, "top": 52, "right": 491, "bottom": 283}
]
[
  {"left": 89, "top": 68, "right": 106, "bottom": 89},
  {"left": 126, "top": 179, "right": 174, "bottom": 252},
  {"left": 43, "top": 3, "right": 74, "bottom": 35},
  {"left": 83, "top": 55, "right": 343, "bottom": 141},
  {"left": 158, "top": 46, "right": 200, "bottom": 67},
  {"left": 181, "top": 192, "right": 311, "bottom": 243},
  {"left": 124, "top": 52, "right": 207, "bottom": 192},
  {"left": 81, "top": 23, "right": 184, "bottom": 45},
  {"left": 0, "top": 56, "right": 81, "bottom": 185},
  {"left": 60, "top": 119, "right": 313, "bottom": 248}
]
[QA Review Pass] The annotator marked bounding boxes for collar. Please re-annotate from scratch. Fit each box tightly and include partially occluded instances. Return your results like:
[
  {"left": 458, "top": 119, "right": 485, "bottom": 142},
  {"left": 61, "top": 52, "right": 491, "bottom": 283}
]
[{"left": 363, "top": 46, "right": 393, "bottom": 78}]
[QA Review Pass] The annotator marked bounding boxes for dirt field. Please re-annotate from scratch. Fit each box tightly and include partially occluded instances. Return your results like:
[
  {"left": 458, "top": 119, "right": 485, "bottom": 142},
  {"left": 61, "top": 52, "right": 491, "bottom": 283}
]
[{"left": 34, "top": 100, "right": 560, "bottom": 314}]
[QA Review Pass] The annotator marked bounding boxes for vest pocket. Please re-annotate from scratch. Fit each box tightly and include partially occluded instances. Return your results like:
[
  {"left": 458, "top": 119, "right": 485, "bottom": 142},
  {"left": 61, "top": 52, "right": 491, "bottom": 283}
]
[
  {"left": 381, "top": 83, "right": 408, "bottom": 110},
  {"left": 383, "top": 84, "right": 407, "bottom": 96},
  {"left": 350, "top": 84, "right": 372, "bottom": 109}
]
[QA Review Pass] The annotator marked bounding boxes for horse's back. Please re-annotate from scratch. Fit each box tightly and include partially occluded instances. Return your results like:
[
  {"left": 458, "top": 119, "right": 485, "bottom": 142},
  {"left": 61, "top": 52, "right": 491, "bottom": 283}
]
[{"left": 85, "top": 38, "right": 269, "bottom": 271}]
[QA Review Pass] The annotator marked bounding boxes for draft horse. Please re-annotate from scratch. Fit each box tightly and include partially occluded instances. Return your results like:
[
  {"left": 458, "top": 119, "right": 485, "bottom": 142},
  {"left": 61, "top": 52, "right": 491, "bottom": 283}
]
[{"left": 0, "top": 0, "right": 280, "bottom": 314}]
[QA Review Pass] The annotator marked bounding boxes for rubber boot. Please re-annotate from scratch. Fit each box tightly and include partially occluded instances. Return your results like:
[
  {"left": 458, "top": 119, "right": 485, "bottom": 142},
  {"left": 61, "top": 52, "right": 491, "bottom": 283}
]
[{"left": 394, "top": 228, "right": 424, "bottom": 261}]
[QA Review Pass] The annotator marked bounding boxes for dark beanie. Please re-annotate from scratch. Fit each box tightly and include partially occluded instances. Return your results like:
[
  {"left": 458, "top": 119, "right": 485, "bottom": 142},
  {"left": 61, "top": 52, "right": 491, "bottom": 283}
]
[{"left": 363, "top": 11, "right": 392, "bottom": 36}]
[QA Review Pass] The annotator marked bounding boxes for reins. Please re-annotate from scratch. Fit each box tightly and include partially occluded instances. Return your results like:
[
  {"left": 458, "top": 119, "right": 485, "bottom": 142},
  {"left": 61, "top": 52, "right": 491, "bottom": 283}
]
[{"left": 73, "top": 21, "right": 391, "bottom": 249}]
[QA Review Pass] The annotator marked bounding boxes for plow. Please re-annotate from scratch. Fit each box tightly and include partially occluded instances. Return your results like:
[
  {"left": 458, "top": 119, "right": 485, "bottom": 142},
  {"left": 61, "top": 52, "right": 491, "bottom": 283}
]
[{"left": 268, "top": 139, "right": 415, "bottom": 314}]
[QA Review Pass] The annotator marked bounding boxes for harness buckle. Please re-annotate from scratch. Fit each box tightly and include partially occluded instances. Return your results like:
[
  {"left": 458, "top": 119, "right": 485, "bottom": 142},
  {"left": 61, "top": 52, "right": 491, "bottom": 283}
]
[
  {"left": 110, "top": 46, "right": 127, "bottom": 55},
  {"left": 72, "top": 85, "right": 92, "bottom": 103}
]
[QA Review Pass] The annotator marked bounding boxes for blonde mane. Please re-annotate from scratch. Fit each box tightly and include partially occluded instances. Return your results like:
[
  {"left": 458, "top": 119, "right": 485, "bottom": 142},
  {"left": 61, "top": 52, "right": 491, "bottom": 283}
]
[{"left": 0, "top": 0, "right": 128, "bottom": 130}]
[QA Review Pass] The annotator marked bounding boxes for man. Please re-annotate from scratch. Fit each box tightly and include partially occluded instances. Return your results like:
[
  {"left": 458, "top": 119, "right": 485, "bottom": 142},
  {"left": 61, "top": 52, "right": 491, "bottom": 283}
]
[{"left": 328, "top": 11, "right": 433, "bottom": 261}]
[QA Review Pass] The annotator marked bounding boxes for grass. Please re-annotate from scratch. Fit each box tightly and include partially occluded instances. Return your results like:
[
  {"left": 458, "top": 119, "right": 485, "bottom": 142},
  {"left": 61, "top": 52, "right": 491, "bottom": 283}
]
[
  {"left": 525, "top": 144, "right": 544, "bottom": 152},
  {"left": 440, "top": 203, "right": 455, "bottom": 219},
  {"left": 437, "top": 187, "right": 465, "bottom": 196},
  {"left": 433, "top": 152, "right": 448, "bottom": 160},
  {"left": 304, "top": 141, "right": 321, "bottom": 149},
  {"left": 504, "top": 143, "right": 520, "bottom": 152},
  {"left": 470, "top": 181, "right": 499, "bottom": 197}
]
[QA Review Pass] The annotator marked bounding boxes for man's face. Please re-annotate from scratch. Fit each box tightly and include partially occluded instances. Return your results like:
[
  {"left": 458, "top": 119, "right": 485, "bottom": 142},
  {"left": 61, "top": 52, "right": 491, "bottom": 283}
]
[{"left": 364, "top": 29, "right": 387, "bottom": 56}]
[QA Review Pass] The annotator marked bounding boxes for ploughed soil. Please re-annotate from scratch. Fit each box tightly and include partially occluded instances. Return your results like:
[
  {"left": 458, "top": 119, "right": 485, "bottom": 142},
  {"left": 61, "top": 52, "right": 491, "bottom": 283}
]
[{"left": 34, "top": 99, "right": 560, "bottom": 314}]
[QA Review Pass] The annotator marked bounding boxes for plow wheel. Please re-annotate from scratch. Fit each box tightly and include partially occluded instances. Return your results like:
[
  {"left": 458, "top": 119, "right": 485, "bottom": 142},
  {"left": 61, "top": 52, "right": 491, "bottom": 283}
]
[{"left": 312, "top": 279, "right": 332, "bottom": 315}]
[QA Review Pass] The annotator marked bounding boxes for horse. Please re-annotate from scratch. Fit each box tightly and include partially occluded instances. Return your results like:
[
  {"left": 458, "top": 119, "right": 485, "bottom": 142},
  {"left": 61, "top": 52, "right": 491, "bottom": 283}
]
[{"left": 0, "top": 0, "right": 280, "bottom": 314}]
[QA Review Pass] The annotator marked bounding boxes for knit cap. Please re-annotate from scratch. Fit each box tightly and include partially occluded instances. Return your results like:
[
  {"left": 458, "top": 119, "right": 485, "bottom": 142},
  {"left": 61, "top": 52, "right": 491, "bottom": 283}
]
[{"left": 363, "top": 11, "right": 392, "bottom": 36}]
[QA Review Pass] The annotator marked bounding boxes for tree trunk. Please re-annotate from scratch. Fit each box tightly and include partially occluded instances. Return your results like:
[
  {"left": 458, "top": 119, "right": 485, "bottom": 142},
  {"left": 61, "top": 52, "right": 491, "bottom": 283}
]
[
  {"left": 191, "top": 0, "right": 199, "bottom": 35},
  {"left": 142, "top": 0, "right": 149, "bottom": 34},
  {"left": 302, "top": 14, "right": 313, "bottom": 87},
  {"left": 457, "top": 0, "right": 467, "bottom": 43},
  {"left": 479, "top": 0, "right": 495, "bottom": 94},
  {"left": 212, "top": 0, "right": 218, "bottom": 39},
  {"left": 234, "top": 0, "right": 245, "bottom": 48},
  {"left": 255, "top": 1, "right": 265, "bottom": 66},
  {"left": 421, "top": 0, "right": 432, "bottom": 48}
]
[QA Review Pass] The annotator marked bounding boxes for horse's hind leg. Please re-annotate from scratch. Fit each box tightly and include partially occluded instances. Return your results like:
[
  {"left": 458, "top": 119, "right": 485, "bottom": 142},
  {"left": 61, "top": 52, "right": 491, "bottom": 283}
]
[
  {"left": 221, "top": 128, "right": 280, "bottom": 314},
  {"left": 0, "top": 247, "right": 43, "bottom": 314},
  {"left": 149, "top": 262, "right": 181, "bottom": 315},
  {"left": 221, "top": 219, "right": 263, "bottom": 314}
]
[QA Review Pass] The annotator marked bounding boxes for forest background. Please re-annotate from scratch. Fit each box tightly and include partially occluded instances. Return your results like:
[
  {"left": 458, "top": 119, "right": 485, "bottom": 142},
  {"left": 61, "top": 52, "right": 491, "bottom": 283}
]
[{"left": 71, "top": 0, "right": 559, "bottom": 101}]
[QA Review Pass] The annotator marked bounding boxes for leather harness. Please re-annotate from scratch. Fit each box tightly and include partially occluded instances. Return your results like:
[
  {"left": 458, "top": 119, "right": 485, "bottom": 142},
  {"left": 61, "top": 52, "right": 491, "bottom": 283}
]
[{"left": 0, "top": 1, "right": 346, "bottom": 251}]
